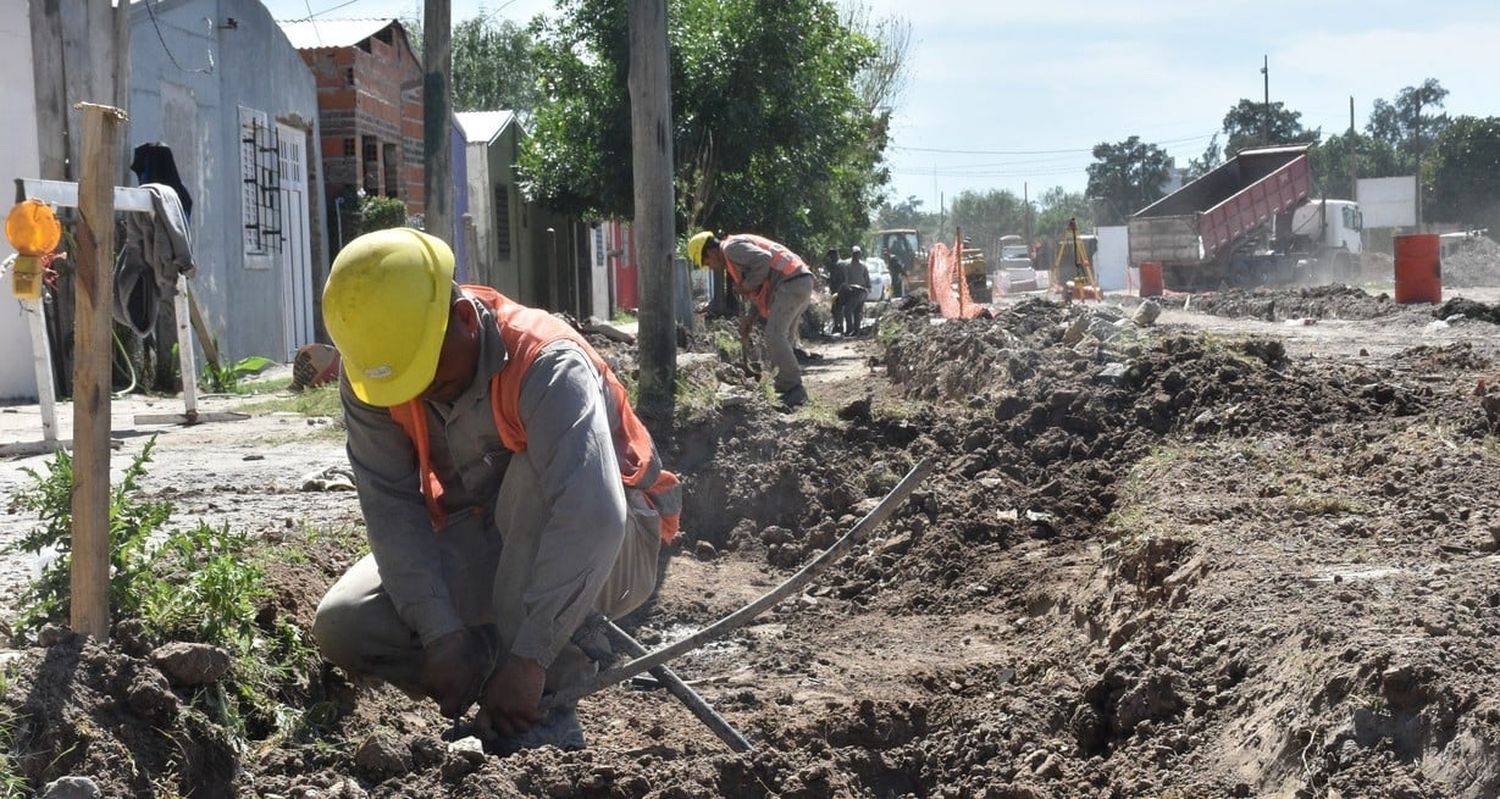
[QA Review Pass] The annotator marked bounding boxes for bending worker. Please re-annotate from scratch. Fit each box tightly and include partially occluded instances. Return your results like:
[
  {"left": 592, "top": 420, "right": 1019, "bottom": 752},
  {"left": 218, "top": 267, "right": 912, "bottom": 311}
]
[
  {"left": 312, "top": 228, "right": 681, "bottom": 751},
  {"left": 687, "top": 230, "right": 813, "bottom": 408}
]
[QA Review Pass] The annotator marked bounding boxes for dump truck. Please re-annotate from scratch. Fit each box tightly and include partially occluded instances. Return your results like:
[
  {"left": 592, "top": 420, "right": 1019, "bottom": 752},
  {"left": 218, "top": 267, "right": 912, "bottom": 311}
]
[{"left": 1129, "top": 145, "right": 1362, "bottom": 289}]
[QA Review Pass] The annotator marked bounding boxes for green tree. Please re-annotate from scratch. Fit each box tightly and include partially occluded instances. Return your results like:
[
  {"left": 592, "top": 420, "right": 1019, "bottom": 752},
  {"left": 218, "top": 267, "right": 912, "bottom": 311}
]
[
  {"left": 1309, "top": 132, "right": 1404, "bottom": 198},
  {"left": 1221, "top": 98, "right": 1319, "bottom": 155},
  {"left": 1034, "top": 187, "right": 1094, "bottom": 238},
  {"left": 1187, "top": 134, "right": 1222, "bottom": 178},
  {"left": 452, "top": 15, "right": 540, "bottom": 114},
  {"left": 521, "top": 0, "right": 889, "bottom": 258},
  {"left": 1086, "top": 137, "right": 1171, "bottom": 225},
  {"left": 1426, "top": 116, "right": 1500, "bottom": 231},
  {"left": 946, "top": 189, "right": 1025, "bottom": 252},
  {"left": 1368, "top": 79, "right": 1449, "bottom": 157}
]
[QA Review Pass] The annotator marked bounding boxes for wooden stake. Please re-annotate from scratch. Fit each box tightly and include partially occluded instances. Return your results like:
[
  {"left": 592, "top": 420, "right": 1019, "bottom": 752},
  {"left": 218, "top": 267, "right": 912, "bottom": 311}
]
[
  {"left": 70, "top": 102, "right": 127, "bottom": 640},
  {"left": 629, "top": 0, "right": 676, "bottom": 425}
]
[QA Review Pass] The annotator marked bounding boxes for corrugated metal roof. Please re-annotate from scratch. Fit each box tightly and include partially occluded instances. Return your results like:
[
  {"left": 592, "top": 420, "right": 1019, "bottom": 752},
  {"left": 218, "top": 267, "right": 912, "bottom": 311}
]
[
  {"left": 455, "top": 111, "right": 517, "bottom": 145},
  {"left": 277, "top": 18, "right": 397, "bottom": 50}
]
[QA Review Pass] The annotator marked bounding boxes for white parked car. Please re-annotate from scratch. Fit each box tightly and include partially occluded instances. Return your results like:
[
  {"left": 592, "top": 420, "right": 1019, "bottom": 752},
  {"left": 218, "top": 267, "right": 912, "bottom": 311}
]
[{"left": 863, "top": 256, "right": 892, "bottom": 303}]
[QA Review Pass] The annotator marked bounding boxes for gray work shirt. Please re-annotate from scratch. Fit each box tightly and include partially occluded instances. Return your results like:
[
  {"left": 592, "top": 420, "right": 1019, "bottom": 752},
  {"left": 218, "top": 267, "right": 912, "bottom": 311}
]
[
  {"left": 341, "top": 294, "right": 627, "bottom": 663},
  {"left": 723, "top": 236, "right": 812, "bottom": 295}
]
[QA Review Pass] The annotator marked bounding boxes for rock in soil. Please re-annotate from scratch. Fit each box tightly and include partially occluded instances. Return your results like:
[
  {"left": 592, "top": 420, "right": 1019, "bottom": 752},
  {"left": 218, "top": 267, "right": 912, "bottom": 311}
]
[
  {"left": 125, "top": 666, "right": 179, "bottom": 726},
  {"left": 150, "top": 642, "right": 232, "bottom": 686},
  {"left": 354, "top": 731, "right": 413, "bottom": 778},
  {"left": 39, "top": 776, "right": 101, "bottom": 799}
]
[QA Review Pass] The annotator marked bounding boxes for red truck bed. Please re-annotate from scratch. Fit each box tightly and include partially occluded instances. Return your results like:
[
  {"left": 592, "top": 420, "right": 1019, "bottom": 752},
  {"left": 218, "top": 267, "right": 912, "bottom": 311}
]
[{"left": 1130, "top": 145, "right": 1312, "bottom": 267}]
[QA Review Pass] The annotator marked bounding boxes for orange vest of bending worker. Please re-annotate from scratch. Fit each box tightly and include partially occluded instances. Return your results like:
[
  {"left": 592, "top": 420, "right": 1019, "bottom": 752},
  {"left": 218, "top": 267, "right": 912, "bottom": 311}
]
[
  {"left": 722, "top": 234, "right": 807, "bottom": 319},
  {"left": 387, "top": 285, "right": 681, "bottom": 542}
]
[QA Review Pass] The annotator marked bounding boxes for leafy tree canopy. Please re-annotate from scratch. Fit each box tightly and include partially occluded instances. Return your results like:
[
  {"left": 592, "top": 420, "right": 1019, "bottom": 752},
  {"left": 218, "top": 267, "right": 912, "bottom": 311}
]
[
  {"left": 1426, "top": 115, "right": 1500, "bottom": 231},
  {"left": 1086, "top": 136, "right": 1171, "bottom": 225},
  {"left": 1367, "top": 78, "right": 1450, "bottom": 161},
  {"left": 452, "top": 15, "right": 541, "bottom": 114},
  {"left": 1221, "top": 99, "right": 1319, "bottom": 155},
  {"left": 520, "top": 0, "right": 890, "bottom": 258}
]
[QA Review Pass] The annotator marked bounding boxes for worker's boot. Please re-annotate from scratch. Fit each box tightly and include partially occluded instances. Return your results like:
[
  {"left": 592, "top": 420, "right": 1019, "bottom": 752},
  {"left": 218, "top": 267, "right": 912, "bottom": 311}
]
[
  {"left": 490, "top": 705, "right": 585, "bottom": 755},
  {"left": 778, "top": 384, "right": 808, "bottom": 410}
]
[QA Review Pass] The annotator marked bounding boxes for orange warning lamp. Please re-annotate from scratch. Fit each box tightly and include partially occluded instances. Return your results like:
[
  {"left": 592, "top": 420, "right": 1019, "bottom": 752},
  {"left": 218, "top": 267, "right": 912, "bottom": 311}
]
[
  {"left": 5, "top": 199, "right": 62, "bottom": 256},
  {"left": 6, "top": 200, "right": 60, "bottom": 301}
]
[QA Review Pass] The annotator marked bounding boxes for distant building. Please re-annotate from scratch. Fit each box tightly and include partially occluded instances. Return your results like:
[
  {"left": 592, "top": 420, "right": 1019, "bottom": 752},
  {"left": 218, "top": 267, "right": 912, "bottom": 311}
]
[
  {"left": 280, "top": 18, "right": 425, "bottom": 250},
  {"left": 281, "top": 17, "right": 469, "bottom": 273},
  {"left": 456, "top": 111, "right": 594, "bottom": 316},
  {"left": 128, "top": 0, "right": 328, "bottom": 361}
]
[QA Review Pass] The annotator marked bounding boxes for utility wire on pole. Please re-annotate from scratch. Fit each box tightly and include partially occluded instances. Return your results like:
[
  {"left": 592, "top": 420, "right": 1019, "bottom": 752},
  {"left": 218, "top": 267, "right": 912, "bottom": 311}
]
[
  {"left": 629, "top": 0, "right": 676, "bottom": 427},
  {"left": 423, "top": 0, "right": 453, "bottom": 245}
]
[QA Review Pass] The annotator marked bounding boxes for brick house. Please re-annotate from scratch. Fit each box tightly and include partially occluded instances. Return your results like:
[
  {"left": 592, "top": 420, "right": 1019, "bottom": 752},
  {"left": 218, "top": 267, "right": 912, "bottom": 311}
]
[{"left": 278, "top": 18, "right": 425, "bottom": 252}]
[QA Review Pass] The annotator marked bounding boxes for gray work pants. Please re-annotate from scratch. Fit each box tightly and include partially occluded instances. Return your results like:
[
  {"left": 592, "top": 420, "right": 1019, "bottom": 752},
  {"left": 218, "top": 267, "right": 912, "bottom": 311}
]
[
  {"left": 312, "top": 458, "right": 662, "bottom": 698},
  {"left": 766, "top": 275, "right": 813, "bottom": 393}
]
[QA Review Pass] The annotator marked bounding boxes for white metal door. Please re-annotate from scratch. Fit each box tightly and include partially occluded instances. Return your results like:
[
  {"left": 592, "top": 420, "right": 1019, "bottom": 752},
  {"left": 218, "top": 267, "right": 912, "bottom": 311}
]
[{"left": 278, "top": 123, "right": 316, "bottom": 360}]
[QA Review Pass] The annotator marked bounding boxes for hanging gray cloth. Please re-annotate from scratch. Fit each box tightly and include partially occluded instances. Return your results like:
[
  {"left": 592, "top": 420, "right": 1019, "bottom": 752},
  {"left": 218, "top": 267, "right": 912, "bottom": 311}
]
[{"left": 113, "top": 184, "right": 196, "bottom": 336}]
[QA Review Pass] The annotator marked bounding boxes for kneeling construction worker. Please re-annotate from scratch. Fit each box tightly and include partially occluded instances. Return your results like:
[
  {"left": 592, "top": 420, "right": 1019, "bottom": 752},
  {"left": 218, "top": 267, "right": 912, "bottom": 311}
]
[
  {"left": 313, "top": 228, "right": 680, "bottom": 751},
  {"left": 687, "top": 230, "right": 813, "bottom": 407}
]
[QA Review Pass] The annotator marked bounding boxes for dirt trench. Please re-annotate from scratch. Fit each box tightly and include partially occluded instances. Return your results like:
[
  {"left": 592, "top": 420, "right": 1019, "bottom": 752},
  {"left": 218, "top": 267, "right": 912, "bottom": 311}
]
[{"left": 4, "top": 296, "right": 1500, "bottom": 797}]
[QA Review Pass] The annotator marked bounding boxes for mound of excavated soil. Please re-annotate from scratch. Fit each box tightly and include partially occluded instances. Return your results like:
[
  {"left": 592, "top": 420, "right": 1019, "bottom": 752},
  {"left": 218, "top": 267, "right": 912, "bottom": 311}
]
[
  {"left": 1435, "top": 297, "right": 1500, "bottom": 325},
  {"left": 1441, "top": 236, "right": 1500, "bottom": 287},
  {"left": 1171, "top": 284, "right": 1408, "bottom": 321}
]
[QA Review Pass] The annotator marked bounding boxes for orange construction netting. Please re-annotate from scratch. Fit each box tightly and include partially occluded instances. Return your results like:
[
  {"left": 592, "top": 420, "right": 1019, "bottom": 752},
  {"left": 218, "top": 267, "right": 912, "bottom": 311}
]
[{"left": 926, "top": 236, "right": 984, "bottom": 319}]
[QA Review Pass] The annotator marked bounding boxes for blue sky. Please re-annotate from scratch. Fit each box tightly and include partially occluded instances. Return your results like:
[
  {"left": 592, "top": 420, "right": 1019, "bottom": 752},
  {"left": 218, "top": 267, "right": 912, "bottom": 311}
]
[{"left": 265, "top": 0, "right": 1500, "bottom": 211}]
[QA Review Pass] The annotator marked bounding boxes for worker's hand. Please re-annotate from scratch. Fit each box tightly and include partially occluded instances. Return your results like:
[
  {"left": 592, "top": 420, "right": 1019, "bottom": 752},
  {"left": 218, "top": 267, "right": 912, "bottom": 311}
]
[
  {"left": 418, "top": 626, "right": 494, "bottom": 719},
  {"left": 475, "top": 654, "right": 547, "bottom": 737}
]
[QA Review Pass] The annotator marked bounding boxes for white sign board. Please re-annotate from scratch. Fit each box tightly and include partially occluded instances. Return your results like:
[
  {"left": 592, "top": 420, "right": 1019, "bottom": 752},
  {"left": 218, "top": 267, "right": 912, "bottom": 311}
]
[
  {"left": 1357, "top": 176, "right": 1417, "bottom": 229},
  {"left": 1095, "top": 226, "right": 1129, "bottom": 291}
]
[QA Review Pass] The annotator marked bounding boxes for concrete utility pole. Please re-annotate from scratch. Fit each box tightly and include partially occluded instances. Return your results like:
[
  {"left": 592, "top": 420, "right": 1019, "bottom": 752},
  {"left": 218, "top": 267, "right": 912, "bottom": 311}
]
[
  {"left": 1261, "top": 55, "right": 1270, "bottom": 144},
  {"left": 72, "top": 0, "right": 131, "bottom": 641},
  {"left": 628, "top": 0, "right": 676, "bottom": 425},
  {"left": 423, "top": 0, "right": 453, "bottom": 244}
]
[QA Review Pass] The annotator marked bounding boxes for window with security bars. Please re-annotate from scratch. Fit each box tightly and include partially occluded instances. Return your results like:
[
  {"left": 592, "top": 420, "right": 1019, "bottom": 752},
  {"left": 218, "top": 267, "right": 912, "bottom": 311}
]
[
  {"left": 240, "top": 107, "right": 282, "bottom": 256},
  {"left": 494, "top": 186, "right": 512, "bottom": 259}
]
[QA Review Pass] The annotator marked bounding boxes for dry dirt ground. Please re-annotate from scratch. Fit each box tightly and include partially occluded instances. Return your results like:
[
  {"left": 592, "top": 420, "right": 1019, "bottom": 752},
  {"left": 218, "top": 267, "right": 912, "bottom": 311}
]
[{"left": 4, "top": 286, "right": 1500, "bottom": 798}]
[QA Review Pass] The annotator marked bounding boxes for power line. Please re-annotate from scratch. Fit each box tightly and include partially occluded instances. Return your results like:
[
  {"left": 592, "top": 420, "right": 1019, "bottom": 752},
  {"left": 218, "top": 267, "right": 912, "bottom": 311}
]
[
  {"left": 144, "top": 0, "right": 213, "bottom": 74},
  {"left": 303, "top": 0, "right": 322, "bottom": 45},
  {"left": 285, "top": 0, "right": 363, "bottom": 23},
  {"left": 891, "top": 132, "right": 1217, "bottom": 156}
]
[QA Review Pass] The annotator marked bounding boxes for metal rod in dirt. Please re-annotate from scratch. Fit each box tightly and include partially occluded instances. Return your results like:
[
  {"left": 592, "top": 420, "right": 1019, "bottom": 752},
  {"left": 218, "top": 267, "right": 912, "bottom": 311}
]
[
  {"left": 555, "top": 457, "right": 933, "bottom": 706},
  {"left": 604, "top": 620, "right": 753, "bottom": 753}
]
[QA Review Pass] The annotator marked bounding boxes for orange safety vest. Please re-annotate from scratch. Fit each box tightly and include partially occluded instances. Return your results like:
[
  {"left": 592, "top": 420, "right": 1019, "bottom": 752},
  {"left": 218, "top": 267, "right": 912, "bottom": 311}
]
[
  {"left": 722, "top": 234, "right": 808, "bottom": 319},
  {"left": 387, "top": 285, "right": 682, "bottom": 543}
]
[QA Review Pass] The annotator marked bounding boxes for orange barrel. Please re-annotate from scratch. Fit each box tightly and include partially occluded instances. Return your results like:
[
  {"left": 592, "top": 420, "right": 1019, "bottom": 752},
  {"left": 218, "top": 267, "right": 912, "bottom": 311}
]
[
  {"left": 1139, "top": 262, "right": 1164, "bottom": 297},
  {"left": 1393, "top": 234, "right": 1442, "bottom": 304}
]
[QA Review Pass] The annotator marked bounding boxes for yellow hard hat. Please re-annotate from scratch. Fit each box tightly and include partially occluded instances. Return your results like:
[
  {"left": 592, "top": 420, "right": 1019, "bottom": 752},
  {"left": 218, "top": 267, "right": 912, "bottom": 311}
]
[
  {"left": 686, "top": 231, "right": 714, "bottom": 268},
  {"left": 323, "top": 228, "right": 454, "bottom": 407}
]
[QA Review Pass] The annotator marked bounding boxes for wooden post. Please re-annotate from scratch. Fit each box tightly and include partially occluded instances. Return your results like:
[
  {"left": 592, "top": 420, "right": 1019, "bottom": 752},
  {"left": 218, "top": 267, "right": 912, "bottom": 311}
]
[
  {"left": 423, "top": 0, "right": 453, "bottom": 245},
  {"left": 71, "top": 103, "right": 127, "bottom": 640},
  {"left": 629, "top": 0, "right": 676, "bottom": 425}
]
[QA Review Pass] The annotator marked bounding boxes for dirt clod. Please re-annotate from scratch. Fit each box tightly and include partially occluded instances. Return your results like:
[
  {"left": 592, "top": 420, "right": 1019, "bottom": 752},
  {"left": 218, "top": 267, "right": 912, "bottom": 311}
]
[
  {"left": 354, "top": 731, "right": 413, "bottom": 778},
  {"left": 39, "top": 777, "right": 101, "bottom": 799},
  {"left": 150, "top": 642, "right": 231, "bottom": 686}
]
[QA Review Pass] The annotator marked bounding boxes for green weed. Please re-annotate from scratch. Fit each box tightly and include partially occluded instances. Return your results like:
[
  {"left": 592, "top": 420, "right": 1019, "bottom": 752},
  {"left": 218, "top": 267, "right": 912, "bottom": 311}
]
[
  {"left": 7, "top": 438, "right": 171, "bottom": 640},
  {"left": 237, "top": 383, "right": 342, "bottom": 420},
  {"left": 9, "top": 449, "right": 323, "bottom": 752},
  {"left": 675, "top": 374, "right": 720, "bottom": 414},
  {"left": 200, "top": 355, "right": 276, "bottom": 394},
  {"left": 0, "top": 668, "right": 30, "bottom": 798}
]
